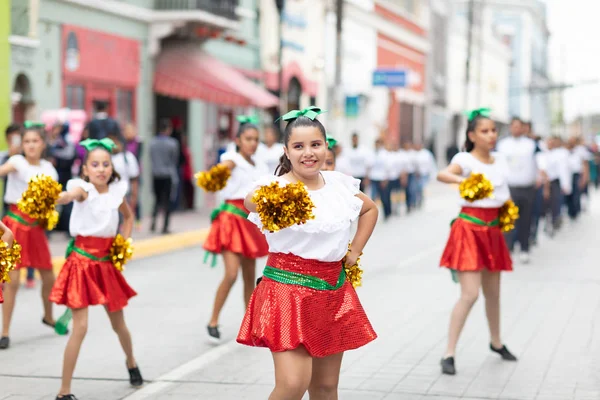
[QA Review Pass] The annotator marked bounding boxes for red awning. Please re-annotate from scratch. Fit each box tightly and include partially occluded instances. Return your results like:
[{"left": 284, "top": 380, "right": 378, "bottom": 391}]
[{"left": 154, "top": 45, "right": 279, "bottom": 109}]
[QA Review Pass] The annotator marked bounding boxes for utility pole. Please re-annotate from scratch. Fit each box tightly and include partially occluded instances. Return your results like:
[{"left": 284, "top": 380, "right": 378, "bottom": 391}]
[
  {"left": 332, "top": 0, "right": 344, "bottom": 140},
  {"left": 275, "top": 0, "right": 285, "bottom": 131}
]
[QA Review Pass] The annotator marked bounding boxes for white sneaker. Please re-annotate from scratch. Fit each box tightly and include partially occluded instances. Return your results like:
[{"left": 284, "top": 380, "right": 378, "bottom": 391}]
[{"left": 520, "top": 253, "right": 530, "bottom": 264}]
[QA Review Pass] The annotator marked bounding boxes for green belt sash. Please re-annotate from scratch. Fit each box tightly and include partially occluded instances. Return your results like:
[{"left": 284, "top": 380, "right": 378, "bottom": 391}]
[
  {"left": 204, "top": 202, "right": 249, "bottom": 268},
  {"left": 65, "top": 238, "right": 111, "bottom": 262},
  {"left": 262, "top": 265, "right": 346, "bottom": 291},
  {"left": 448, "top": 212, "right": 499, "bottom": 283},
  {"left": 7, "top": 210, "right": 39, "bottom": 227}
]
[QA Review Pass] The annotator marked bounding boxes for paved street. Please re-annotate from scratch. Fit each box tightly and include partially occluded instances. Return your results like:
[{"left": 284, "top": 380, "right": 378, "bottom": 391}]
[{"left": 2, "top": 184, "right": 600, "bottom": 400}]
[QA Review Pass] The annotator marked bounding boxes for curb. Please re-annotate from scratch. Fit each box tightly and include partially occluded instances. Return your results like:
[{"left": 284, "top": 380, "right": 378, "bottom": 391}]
[{"left": 44, "top": 229, "right": 209, "bottom": 275}]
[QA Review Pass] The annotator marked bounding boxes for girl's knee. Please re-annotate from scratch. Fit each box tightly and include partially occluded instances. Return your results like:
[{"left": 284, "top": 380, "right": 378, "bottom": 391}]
[
  {"left": 275, "top": 374, "right": 311, "bottom": 398},
  {"left": 308, "top": 379, "right": 339, "bottom": 398}
]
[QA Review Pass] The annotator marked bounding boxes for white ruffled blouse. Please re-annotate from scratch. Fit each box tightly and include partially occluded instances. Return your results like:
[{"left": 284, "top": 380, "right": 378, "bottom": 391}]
[
  {"left": 67, "top": 178, "right": 128, "bottom": 238},
  {"left": 218, "top": 151, "right": 269, "bottom": 202},
  {"left": 248, "top": 171, "right": 363, "bottom": 262}
]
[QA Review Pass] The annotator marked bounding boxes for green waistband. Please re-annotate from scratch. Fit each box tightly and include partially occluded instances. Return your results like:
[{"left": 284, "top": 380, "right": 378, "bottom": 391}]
[
  {"left": 263, "top": 265, "right": 346, "bottom": 291},
  {"left": 65, "top": 238, "right": 111, "bottom": 262},
  {"left": 210, "top": 202, "right": 248, "bottom": 223},
  {"left": 451, "top": 212, "right": 499, "bottom": 227},
  {"left": 7, "top": 210, "right": 38, "bottom": 227}
]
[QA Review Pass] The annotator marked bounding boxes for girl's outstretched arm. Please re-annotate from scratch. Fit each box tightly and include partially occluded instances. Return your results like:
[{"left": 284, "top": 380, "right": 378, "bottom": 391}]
[
  {"left": 437, "top": 163, "right": 464, "bottom": 185},
  {"left": 57, "top": 187, "right": 88, "bottom": 205},
  {"left": 346, "top": 193, "right": 378, "bottom": 266}
]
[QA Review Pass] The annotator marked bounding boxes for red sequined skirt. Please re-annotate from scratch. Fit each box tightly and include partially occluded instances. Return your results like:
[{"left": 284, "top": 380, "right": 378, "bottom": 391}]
[
  {"left": 440, "top": 207, "right": 512, "bottom": 272},
  {"left": 49, "top": 236, "right": 137, "bottom": 312},
  {"left": 2, "top": 205, "right": 52, "bottom": 270},
  {"left": 203, "top": 199, "right": 268, "bottom": 259},
  {"left": 237, "top": 253, "right": 377, "bottom": 357}
]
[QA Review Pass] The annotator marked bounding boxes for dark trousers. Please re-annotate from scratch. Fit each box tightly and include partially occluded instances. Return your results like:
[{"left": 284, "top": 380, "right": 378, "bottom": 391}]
[
  {"left": 547, "top": 180, "right": 562, "bottom": 225},
  {"left": 152, "top": 177, "right": 172, "bottom": 232},
  {"left": 371, "top": 180, "right": 391, "bottom": 219},
  {"left": 565, "top": 173, "right": 581, "bottom": 219},
  {"left": 356, "top": 176, "right": 366, "bottom": 193},
  {"left": 506, "top": 185, "right": 536, "bottom": 253},
  {"left": 530, "top": 186, "right": 544, "bottom": 241},
  {"left": 404, "top": 173, "right": 417, "bottom": 211}
]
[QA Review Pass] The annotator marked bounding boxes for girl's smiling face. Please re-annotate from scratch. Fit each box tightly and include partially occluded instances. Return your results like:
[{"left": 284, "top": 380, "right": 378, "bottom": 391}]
[
  {"left": 284, "top": 125, "right": 327, "bottom": 178},
  {"left": 83, "top": 148, "right": 113, "bottom": 187}
]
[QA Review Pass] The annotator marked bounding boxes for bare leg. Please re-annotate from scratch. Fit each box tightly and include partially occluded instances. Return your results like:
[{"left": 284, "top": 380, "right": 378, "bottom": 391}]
[
  {"left": 208, "top": 251, "right": 241, "bottom": 326},
  {"left": 240, "top": 256, "right": 256, "bottom": 307},
  {"left": 106, "top": 308, "right": 136, "bottom": 368},
  {"left": 481, "top": 270, "right": 502, "bottom": 348},
  {"left": 38, "top": 269, "right": 56, "bottom": 324},
  {"left": 445, "top": 271, "right": 482, "bottom": 357},
  {"left": 1, "top": 269, "right": 21, "bottom": 337},
  {"left": 58, "top": 308, "right": 88, "bottom": 396},
  {"left": 270, "top": 346, "right": 312, "bottom": 400},
  {"left": 308, "top": 352, "right": 344, "bottom": 400}
]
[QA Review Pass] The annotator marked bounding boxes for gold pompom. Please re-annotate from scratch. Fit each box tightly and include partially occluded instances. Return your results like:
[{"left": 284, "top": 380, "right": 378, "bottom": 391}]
[
  {"left": 17, "top": 174, "right": 62, "bottom": 230},
  {"left": 0, "top": 240, "right": 22, "bottom": 283},
  {"left": 195, "top": 164, "right": 231, "bottom": 192},
  {"left": 344, "top": 243, "right": 363, "bottom": 289},
  {"left": 251, "top": 182, "right": 316, "bottom": 232},
  {"left": 110, "top": 234, "right": 134, "bottom": 272},
  {"left": 459, "top": 173, "right": 494, "bottom": 202},
  {"left": 499, "top": 200, "right": 519, "bottom": 232}
]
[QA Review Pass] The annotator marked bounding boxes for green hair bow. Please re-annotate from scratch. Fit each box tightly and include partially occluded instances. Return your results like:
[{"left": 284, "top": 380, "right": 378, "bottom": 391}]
[
  {"left": 464, "top": 108, "right": 491, "bottom": 121},
  {"left": 326, "top": 136, "right": 338, "bottom": 149},
  {"left": 79, "top": 138, "right": 116, "bottom": 153},
  {"left": 276, "top": 106, "right": 326, "bottom": 123},
  {"left": 236, "top": 115, "right": 260, "bottom": 125},
  {"left": 23, "top": 121, "right": 45, "bottom": 129}
]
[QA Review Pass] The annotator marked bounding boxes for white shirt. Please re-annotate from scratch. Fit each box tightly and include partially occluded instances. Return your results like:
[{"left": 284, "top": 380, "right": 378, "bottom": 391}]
[
  {"left": 218, "top": 151, "right": 269, "bottom": 201},
  {"left": 4, "top": 155, "right": 59, "bottom": 204},
  {"left": 248, "top": 171, "right": 363, "bottom": 262},
  {"left": 568, "top": 145, "right": 591, "bottom": 174},
  {"left": 367, "top": 148, "right": 393, "bottom": 181},
  {"left": 334, "top": 152, "right": 353, "bottom": 176},
  {"left": 345, "top": 146, "right": 371, "bottom": 177},
  {"left": 111, "top": 151, "right": 140, "bottom": 193},
  {"left": 256, "top": 143, "right": 284, "bottom": 175},
  {"left": 67, "top": 178, "right": 128, "bottom": 238},
  {"left": 496, "top": 136, "right": 538, "bottom": 187},
  {"left": 391, "top": 151, "right": 408, "bottom": 178},
  {"left": 416, "top": 149, "right": 437, "bottom": 177},
  {"left": 451, "top": 152, "right": 511, "bottom": 208},
  {"left": 552, "top": 148, "right": 572, "bottom": 194}
]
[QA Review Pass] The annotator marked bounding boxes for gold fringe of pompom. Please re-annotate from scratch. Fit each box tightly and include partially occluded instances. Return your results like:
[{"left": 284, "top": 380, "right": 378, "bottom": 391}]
[
  {"left": 17, "top": 174, "right": 62, "bottom": 230},
  {"left": 195, "top": 164, "right": 231, "bottom": 192},
  {"left": 499, "top": 200, "right": 519, "bottom": 232},
  {"left": 110, "top": 234, "right": 134, "bottom": 272},
  {"left": 344, "top": 243, "right": 364, "bottom": 289},
  {"left": 251, "top": 182, "right": 316, "bottom": 232},
  {"left": 459, "top": 173, "right": 494, "bottom": 202},
  {"left": 0, "top": 239, "right": 22, "bottom": 283}
]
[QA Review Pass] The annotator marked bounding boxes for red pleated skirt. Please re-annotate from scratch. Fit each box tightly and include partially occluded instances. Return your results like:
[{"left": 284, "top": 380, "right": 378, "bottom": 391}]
[
  {"left": 440, "top": 207, "right": 512, "bottom": 272},
  {"left": 2, "top": 205, "right": 52, "bottom": 270},
  {"left": 237, "top": 252, "right": 377, "bottom": 358},
  {"left": 49, "top": 236, "right": 137, "bottom": 312},
  {"left": 203, "top": 199, "right": 268, "bottom": 259}
]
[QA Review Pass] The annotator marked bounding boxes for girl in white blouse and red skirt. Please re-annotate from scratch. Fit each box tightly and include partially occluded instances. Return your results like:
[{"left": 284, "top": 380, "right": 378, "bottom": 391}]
[{"left": 437, "top": 109, "right": 517, "bottom": 375}]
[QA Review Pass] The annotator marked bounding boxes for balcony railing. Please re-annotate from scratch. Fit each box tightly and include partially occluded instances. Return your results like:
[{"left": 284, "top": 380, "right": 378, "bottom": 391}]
[{"left": 154, "top": 0, "right": 239, "bottom": 20}]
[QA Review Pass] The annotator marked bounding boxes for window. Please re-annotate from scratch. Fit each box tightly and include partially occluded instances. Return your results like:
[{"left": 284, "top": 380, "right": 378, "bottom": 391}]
[
  {"left": 66, "top": 85, "right": 85, "bottom": 110},
  {"left": 116, "top": 89, "right": 134, "bottom": 124}
]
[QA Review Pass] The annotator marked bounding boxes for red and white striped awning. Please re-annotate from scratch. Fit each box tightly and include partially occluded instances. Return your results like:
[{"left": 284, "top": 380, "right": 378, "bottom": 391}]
[{"left": 154, "top": 44, "right": 279, "bottom": 109}]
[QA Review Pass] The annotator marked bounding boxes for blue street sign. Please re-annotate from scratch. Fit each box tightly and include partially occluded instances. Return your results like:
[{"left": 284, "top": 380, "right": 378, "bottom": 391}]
[{"left": 372, "top": 69, "right": 407, "bottom": 88}]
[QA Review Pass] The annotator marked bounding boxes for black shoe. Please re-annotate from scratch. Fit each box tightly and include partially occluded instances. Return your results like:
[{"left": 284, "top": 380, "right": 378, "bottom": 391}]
[
  {"left": 440, "top": 356, "right": 456, "bottom": 375},
  {"left": 56, "top": 395, "right": 78, "bottom": 400},
  {"left": 0, "top": 336, "right": 9, "bottom": 349},
  {"left": 490, "top": 344, "right": 517, "bottom": 361},
  {"left": 127, "top": 363, "right": 144, "bottom": 387},
  {"left": 207, "top": 325, "right": 221, "bottom": 343},
  {"left": 43, "top": 318, "right": 69, "bottom": 334}
]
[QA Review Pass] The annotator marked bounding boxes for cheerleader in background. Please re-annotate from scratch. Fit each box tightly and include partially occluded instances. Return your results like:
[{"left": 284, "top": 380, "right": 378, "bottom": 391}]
[
  {"left": 437, "top": 109, "right": 517, "bottom": 375},
  {"left": 322, "top": 136, "right": 337, "bottom": 171},
  {"left": 0, "top": 221, "right": 15, "bottom": 304},
  {"left": 237, "top": 108, "right": 378, "bottom": 400},
  {"left": 0, "top": 123, "right": 60, "bottom": 349},
  {"left": 50, "top": 138, "right": 142, "bottom": 400},
  {"left": 203, "top": 116, "right": 269, "bottom": 343}
]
